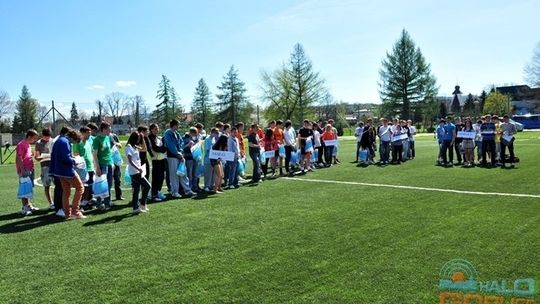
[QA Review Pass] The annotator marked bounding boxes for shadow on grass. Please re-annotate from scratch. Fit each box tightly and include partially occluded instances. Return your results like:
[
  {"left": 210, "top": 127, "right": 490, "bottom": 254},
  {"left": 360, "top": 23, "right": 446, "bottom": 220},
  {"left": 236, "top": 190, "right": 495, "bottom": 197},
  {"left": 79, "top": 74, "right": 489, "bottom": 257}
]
[
  {"left": 0, "top": 212, "right": 63, "bottom": 234},
  {"left": 0, "top": 209, "right": 53, "bottom": 222},
  {"left": 82, "top": 213, "right": 136, "bottom": 227}
]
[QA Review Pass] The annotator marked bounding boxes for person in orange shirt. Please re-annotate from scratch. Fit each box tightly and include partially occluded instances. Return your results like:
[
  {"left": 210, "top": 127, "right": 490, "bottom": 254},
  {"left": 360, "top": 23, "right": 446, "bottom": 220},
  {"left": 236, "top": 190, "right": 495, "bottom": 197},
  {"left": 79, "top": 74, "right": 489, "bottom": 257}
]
[
  {"left": 272, "top": 120, "right": 285, "bottom": 175},
  {"left": 321, "top": 124, "right": 335, "bottom": 166},
  {"left": 235, "top": 122, "right": 246, "bottom": 180}
]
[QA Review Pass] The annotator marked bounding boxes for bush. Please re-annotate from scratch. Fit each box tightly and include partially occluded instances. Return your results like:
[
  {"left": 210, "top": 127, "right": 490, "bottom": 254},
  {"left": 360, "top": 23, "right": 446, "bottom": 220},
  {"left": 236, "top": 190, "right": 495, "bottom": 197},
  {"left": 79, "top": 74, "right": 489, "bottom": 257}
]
[{"left": 426, "top": 126, "right": 435, "bottom": 133}]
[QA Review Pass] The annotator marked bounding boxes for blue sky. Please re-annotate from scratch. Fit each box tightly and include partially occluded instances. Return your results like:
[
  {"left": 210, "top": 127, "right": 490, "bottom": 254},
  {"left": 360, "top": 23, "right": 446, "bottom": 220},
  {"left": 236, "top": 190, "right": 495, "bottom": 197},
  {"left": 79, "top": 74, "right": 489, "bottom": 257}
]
[{"left": 1, "top": 0, "right": 539, "bottom": 115}]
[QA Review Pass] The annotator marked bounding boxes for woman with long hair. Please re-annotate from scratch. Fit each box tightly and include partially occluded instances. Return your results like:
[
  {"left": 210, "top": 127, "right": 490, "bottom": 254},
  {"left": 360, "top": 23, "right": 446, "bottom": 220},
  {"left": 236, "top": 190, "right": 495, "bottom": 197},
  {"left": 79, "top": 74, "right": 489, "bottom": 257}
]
[{"left": 211, "top": 135, "right": 228, "bottom": 193}]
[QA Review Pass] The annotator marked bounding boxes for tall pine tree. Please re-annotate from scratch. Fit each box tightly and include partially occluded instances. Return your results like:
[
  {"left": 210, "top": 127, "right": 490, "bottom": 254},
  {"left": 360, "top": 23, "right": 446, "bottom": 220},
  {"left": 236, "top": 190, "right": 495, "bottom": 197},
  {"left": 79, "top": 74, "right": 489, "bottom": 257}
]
[
  {"left": 12, "top": 85, "right": 39, "bottom": 133},
  {"left": 463, "top": 93, "right": 476, "bottom": 116},
  {"left": 191, "top": 78, "right": 213, "bottom": 127},
  {"left": 478, "top": 90, "right": 487, "bottom": 115},
  {"left": 70, "top": 101, "right": 79, "bottom": 125},
  {"left": 215, "top": 66, "right": 252, "bottom": 125},
  {"left": 155, "top": 75, "right": 172, "bottom": 125},
  {"left": 379, "top": 29, "right": 438, "bottom": 119}
]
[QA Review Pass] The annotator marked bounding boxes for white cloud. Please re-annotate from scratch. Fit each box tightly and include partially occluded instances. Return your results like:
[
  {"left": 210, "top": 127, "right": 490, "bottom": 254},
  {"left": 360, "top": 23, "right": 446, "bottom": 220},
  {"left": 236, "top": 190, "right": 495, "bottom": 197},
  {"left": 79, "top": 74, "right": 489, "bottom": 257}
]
[
  {"left": 87, "top": 84, "right": 105, "bottom": 90},
  {"left": 115, "top": 80, "right": 137, "bottom": 88}
]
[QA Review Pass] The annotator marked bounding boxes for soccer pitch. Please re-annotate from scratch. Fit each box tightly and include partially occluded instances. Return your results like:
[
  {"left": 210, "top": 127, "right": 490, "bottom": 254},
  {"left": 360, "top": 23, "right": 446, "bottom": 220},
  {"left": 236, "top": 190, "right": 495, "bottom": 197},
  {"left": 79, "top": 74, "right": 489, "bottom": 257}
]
[{"left": 0, "top": 132, "right": 539, "bottom": 303}]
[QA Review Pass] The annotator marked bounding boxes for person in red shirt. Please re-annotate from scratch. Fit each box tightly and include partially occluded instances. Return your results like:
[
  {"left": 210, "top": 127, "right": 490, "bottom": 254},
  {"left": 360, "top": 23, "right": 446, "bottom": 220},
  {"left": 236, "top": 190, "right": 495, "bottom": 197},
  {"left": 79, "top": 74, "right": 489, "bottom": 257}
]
[
  {"left": 321, "top": 124, "right": 335, "bottom": 166},
  {"left": 262, "top": 128, "right": 278, "bottom": 177},
  {"left": 16, "top": 129, "right": 39, "bottom": 215},
  {"left": 272, "top": 120, "right": 285, "bottom": 175}
]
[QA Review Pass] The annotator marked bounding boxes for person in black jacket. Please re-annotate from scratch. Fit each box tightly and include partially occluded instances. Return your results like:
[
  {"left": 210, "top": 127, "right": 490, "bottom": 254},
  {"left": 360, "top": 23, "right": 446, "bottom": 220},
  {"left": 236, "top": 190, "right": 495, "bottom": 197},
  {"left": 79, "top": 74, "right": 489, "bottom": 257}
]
[
  {"left": 360, "top": 118, "right": 376, "bottom": 164},
  {"left": 148, "top": 123, "right": 167, "bottom": 201}
]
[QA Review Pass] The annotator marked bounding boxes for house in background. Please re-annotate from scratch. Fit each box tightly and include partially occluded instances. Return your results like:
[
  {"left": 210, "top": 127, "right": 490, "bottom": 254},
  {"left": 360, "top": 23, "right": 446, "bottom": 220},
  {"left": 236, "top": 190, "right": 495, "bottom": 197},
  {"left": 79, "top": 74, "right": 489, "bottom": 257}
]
[{"left": 496, "top": 85, "right": 540, "bottom": 114}]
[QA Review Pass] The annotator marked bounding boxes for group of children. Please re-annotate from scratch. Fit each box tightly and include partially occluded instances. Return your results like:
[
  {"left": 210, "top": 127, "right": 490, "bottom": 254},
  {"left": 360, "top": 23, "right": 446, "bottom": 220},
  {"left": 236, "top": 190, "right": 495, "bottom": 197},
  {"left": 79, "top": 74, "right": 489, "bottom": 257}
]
[
  {"left": 435, "top": 114, "right": 517, "bottom": 168},
  {"left": 14, "top": 118, "right": 343, "bottom": 218}
]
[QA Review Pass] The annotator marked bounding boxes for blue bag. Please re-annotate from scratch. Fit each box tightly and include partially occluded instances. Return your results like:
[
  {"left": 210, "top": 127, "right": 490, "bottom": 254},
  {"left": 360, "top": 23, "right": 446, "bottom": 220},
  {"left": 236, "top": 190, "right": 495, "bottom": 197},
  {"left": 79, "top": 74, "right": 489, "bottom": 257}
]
[
  {"left": 112, "top": 148, "right": 123, "bottom": 166},
  {"left": 176, "top": 161, "right": 187, "bottom": 177},
  {"left": 260, "top": 150, "right": 266, "bottom": 162},
  {"left": 17, "top": 177, "right": 33, "bottom": 199},
  {"left": 278, "top": 145, "right": 285, "bottom": 157},
  {"left": 124, "top": 167, "right": 132, "bottom": 186},
  {"left": 92, "top": 175, "right": 109, "bottom": 199},
  {"left": 306, "top": 139, "right": 313, "bottom": 152},
  {"left": 359, "top": 149, "right": 369, "bottom": 162},
  {"left": 290, "top": 151, "right": 299, "bottom": 165},
  {"left": 196, "top": 162, "right": 205, "bottom": 178},
  {"left": 191, "top": 144, "right": 203, "bottom": 162},
  {"left": 237, "top": 158, "right": 245, "bottom": 175}
]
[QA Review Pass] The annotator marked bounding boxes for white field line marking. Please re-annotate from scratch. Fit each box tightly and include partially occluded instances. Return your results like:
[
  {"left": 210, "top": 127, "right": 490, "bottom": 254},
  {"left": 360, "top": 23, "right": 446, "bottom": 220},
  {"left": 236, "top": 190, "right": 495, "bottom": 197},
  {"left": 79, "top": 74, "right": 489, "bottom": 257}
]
[{"left": 286, "top": 177, "right": 540, "bottom": 199}]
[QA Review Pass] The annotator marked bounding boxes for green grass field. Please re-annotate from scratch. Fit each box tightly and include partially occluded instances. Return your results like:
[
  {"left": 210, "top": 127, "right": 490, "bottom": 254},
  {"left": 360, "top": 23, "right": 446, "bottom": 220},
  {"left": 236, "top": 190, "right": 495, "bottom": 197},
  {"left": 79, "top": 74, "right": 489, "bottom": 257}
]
[{"left": 0, "top": 133, "right": 539, "bottom": 303}]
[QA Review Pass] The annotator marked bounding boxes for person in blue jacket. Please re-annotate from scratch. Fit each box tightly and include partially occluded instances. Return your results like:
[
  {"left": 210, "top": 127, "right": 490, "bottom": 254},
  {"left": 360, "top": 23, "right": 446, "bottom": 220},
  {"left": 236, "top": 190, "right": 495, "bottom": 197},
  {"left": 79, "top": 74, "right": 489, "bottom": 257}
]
[
  {"left": 163, "top": 119, "right": 195, "bottom": 198},
  {"left": 50, "top": 128, "right": 86, "bottom": 219}
]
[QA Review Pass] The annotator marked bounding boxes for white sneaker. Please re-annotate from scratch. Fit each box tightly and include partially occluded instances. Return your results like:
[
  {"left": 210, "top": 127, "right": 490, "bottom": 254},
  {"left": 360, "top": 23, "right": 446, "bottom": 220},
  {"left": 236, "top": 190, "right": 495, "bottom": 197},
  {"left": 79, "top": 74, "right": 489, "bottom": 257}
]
[
  {"left": 141, "top": 205, "right": 149, "bottom": 212},
  {"left": 20, "top": 205, "right": 32, "bottom": 216},
  {"left": 172, "top": 193, "right": 182, "bottom": 198},
  {"left": 133, "top": 208, "right": 143, "bottom": 214},
  {"left": 204, "top": 187, "right": 210, "bottom": 192},
  {"left": 29, "top": 205, "right": 40, "bottom": 211},
  {"left": 55, "top": 209, "right": 66, "bottom": 218},
  {"left": 49, "top": 203, "right": 55, "bottom": 210},
  {"left": 153, "top": 197, "right": 162, "bottom": 202}
]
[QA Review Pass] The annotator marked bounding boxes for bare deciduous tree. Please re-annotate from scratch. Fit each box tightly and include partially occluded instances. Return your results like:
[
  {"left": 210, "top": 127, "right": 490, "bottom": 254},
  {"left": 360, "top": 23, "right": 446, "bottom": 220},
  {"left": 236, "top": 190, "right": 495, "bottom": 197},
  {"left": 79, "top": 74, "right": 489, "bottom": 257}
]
[
  {"left": 524, "top": 42, "right": 540, "bottom": 87},
  {"left": 104, "top": 92, "right": 130, "bottom": 123},
  {"left": 0, "top": 90, "right": 14, "bottom": 119}
]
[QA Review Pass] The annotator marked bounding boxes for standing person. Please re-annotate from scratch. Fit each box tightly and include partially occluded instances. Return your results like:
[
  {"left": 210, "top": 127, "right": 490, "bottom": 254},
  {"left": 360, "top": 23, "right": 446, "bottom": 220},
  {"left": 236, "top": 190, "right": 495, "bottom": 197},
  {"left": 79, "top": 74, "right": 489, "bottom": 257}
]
[
  {"left": 182, "top": 127, "right": 199, "bottom": 192},
  {"left": 211, "top": 134, "right": 227, "bottom": 193},
  {"left": 461, "top": 118, "right": 476, "bottom": 167},
  {"left": 203, "top": 128, "right": 219, "bottom": 193},
  {"left": 125, "top": 132, "right": 150, "bottom": 214},
  {"left": 226, "top": 127, "right": 241, "bottom": 189},
  {"left": 50, "top": 127, "right": 69, "bottom": 217},
  {"left": 273, "top": 120, "right": 286, "bottom": 175},
  {"left": 360, "top": 121, "right": 376, "bottom": 164},
  {"left": 321, "top": 124, "right": 335, "bottom": 167},
  {"left": 327, "top": 119, "right": 340, "bottom": 164},
  {"left": 72, "top": 126, "right": 96, "bottom": 209},
  {"left": 247, "top": 124, "right": 262, "bottom": 184},
  {"left": 195, "top": 123, "right": 206, "bottom": 140},
  {"left": 15, "top": 129, "right": 39, "bottom": 215},
  {"left": 34, "top": 128, "right": 54, "bottom": 210},
  {"left": 378, "top": 118, "right": 392, "bottom": 165},
  {"left": 435, "top": 119, "right": 446, "bottom": 165},
  {"left": 493, "top": 116, "right": 503, "bottom": 165},
  {"left": 474, "top": 119, "right": 483, "bottom": 164},
  {"left": 262, "top": 128, "right": 277, "bottom": 177},
  {"left": 51, "top": 129, "right": 86, "bottom": 219},
  {"left": 354, "top": 122, "right": 365, "bottom": 162},
  {"left": 500, "top": 114, "right": 516, "bottom": 168},
  {"left": 312, "top": 122, "right": 324, "bottom": 168},
  {"left": 441, "top": 117, "right": 456, "bottom": 166},
  {"left": 400, "top": 120, "right": 410, "bottom": 161},
  {"left": 298, "top": 120, "right": 314, "bottom": 173},
  {"left": 163, "top": 119, "right": 194, "bottom": 198},
  {"left": 148, "top": 123, "right": 167, "bottom": 201},
  {"left": 235, "top": 122, "right": 246, "bottom": 180},
  {"left": 407, "top": 120, "right": 416, "bottom": 159},
  {"left": 92, "top": 122, "right": 115, "bottom": 210},
  {"left": 137, "top": 125, "right": 151, "bottom": 180},
  {"left": 109, "top": 132, "right": 123, "bottom": 201},
  {"left": 480, "top": 114, "right": 497, "bottom": 167},
  {"left": 453, "top": 118, "right": 464, "bottom": 165},
  {"left": 391, "top": 124, "right": 404, "bottom": 164},
  {"left": 283, "top": 120, "right": 296, "bottom": 175}
]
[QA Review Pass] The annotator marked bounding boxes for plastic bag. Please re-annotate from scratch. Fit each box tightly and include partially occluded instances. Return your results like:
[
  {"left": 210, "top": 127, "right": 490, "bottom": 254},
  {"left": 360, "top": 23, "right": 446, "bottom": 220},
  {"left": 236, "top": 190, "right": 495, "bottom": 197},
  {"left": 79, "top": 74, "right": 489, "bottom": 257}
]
[
  {"left": 278, "top": 145, "right": 285, "bottom": 157},
  {"left": 124, "top": 167, "right": 132, "bottom": 186},
  {"left": 191, "top": 143, "right": 203, "bottom": 162},
  {"left": 111, "top": 147, "right": 123, "bottom": 166},
  {"left": 92, "top": 174, "right": 109, "bottom": 199},
  {"left": 196, "top": 162, "right": 205, "bottom": 178},
  {"left": 359, "top": 149, "right": 368, "bottom": 162},
  {"left": 290, "top": 151, "right": 299, "bottom": 166},
  {"left": 176, "top": 161, "right": 187, "bottom": 177},
  {"left": 237, "top": 158, "right": 245, "bottom": 175},
  {"left": 17, "top": 177, "right": 33, "bottom": 199},
  {"left": 305, "top": 139, "right": 314, "bottom": 152}
]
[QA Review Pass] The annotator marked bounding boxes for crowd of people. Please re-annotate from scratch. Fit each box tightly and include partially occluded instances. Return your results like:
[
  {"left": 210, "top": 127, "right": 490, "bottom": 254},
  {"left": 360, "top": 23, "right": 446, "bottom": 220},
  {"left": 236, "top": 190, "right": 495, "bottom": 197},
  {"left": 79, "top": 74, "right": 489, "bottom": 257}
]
[
  {"left": 435, "top": 114, "right": 517, "bottom": 168},
  {"left": 13, "top": 113, "right": 519, "bottom": 218},
  {"left": 14, "top": 118, "right": 343, "bottom": 218}
]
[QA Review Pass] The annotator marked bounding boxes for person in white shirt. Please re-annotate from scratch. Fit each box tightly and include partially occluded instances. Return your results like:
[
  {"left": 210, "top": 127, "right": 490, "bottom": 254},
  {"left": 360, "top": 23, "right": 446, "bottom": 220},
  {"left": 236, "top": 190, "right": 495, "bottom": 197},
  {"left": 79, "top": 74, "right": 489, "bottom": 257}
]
[
  {"left": 283, "top": 120, "right": 296, "bottom": 174},
  {"left": 226, "top": 127, "right": 241, "bottom": 188},
  {"left": 407, "top": 120, "right": 417, "bottom": 159},
  {"left": 125, "top": 132, "right": 150, "bottom": 214},
  {"left": 378, "top": 118, "right": 392, "bottom": 164},
  {"left": 354, "top": 122, "right": 364, "bottom": 162}
]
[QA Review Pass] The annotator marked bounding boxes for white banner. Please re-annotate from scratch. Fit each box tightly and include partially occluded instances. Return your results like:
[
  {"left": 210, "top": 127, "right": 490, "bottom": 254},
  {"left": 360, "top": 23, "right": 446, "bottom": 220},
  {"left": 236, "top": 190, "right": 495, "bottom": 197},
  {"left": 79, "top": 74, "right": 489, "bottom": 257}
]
[
  {"left": 457, "top": 131, "right": 476, "bottom": 139},
  {"left": 392, "top": 133, "right": 408, "bottom": 142},
  {"left": 264, "top": 150, "right": 275, "bottom": 159},
  {"left": 209, "top": 150, "right": 235, "bottom": 162},
  {"left": 324, "top": 139, "right": 337, "bottom": 146}
]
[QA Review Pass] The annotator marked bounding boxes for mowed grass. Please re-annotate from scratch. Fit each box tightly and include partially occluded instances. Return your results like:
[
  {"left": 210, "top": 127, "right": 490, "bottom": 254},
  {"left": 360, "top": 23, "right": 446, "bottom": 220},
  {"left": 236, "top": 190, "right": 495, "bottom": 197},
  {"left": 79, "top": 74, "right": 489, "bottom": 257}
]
[{"left": 0, "top": 132, "right": 539, "bottom": 303}]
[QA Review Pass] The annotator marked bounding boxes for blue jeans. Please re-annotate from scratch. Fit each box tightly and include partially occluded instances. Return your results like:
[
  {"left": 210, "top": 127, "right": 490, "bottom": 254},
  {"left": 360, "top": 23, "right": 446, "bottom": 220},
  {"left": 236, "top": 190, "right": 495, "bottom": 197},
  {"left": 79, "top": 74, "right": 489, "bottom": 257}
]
[
  {"left": 226, "top": 160, "right": 238, "bottom": 187},
  {"left": 441, "top": 140, "right": 454, "bottom": 164},
  {"left": 185, "top": 159, "right": 198, "bottom": 191},
  {"left": 380, "top": 141, "right": 390, "bottom": 162},
  {"left": 250, "top": 151, "right": 261, "bottom": 182},
  {"left": 99, "top": 164, "right": 113, "bottom": 206}
]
